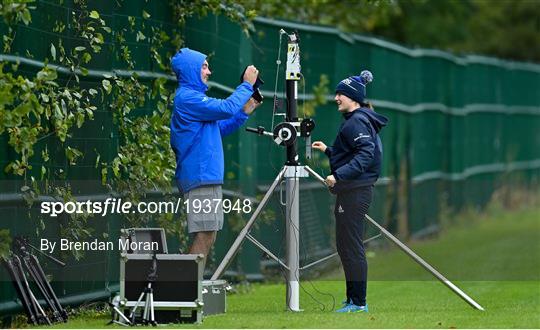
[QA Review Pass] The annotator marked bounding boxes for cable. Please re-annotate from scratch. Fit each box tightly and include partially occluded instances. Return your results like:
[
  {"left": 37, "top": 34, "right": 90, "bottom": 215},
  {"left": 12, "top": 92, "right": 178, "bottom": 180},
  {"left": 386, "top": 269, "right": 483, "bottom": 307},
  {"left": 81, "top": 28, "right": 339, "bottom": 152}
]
[
  {"left": 266, "top": 30, "right": 288, "bottom": 175},
  {"left": 297, "top": 72, "right": 327, "bottom": 179},
  {"left": 271, "top": 30, "right": 286, "bottom": 134},
  {"left": 280, "top": 176, "right": 335, "bottom": 312},
  {"left": 287, "top": 178, "right": 326, "bottom": 311},
  {"left": 290, "top": 178, "right": 336, "bottom": 312},
  {"left": 296, "top": 74, "right": 336, "bottom": 311}
]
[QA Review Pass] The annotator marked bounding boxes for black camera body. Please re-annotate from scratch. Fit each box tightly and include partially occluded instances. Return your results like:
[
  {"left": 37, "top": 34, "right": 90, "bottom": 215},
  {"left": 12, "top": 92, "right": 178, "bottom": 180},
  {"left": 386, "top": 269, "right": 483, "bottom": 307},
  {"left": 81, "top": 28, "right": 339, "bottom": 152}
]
[{"left": 240, "top": 66, "right": 264, "bottom": 103}]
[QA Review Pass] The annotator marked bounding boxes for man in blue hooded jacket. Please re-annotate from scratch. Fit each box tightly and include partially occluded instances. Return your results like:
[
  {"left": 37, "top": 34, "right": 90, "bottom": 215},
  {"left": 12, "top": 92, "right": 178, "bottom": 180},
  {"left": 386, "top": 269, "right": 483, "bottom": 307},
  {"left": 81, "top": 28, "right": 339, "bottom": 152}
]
[
  {"left": 170, "top": 48, "right": 260, "bottom": 260},
  {"left": 312, "top": 70, "right": 388, "bottom": 313}
]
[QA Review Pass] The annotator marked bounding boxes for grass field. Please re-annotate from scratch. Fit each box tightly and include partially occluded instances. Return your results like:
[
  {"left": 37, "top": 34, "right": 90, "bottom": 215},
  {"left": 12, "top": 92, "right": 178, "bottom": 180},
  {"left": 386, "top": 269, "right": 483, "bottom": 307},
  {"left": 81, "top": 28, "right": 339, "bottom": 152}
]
[{"left": 44, "top": 205, "right": 539, "bottom": 328}]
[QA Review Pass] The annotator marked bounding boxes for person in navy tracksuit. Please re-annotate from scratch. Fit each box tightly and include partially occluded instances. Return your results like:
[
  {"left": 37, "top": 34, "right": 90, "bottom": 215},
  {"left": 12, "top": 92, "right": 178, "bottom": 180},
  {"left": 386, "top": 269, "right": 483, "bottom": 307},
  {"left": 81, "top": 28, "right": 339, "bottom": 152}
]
[
  {"left": 312, "top": 70, "right": 388, "bottom": 313},
  {"left": 170, "top": 48, "right": 260, "bottom": 261}
]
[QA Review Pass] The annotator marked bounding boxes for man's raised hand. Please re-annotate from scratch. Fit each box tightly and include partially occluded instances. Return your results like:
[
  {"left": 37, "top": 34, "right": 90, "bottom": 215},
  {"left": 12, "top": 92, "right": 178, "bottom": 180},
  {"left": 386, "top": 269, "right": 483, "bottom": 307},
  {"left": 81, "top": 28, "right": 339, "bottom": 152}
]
[{"left": 243, "top": 65, "right": 259, "bottom": 85}]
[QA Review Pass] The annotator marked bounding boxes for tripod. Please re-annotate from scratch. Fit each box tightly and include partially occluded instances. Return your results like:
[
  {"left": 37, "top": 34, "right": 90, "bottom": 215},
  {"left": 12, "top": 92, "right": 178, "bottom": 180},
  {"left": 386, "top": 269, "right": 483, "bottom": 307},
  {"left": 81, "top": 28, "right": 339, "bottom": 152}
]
[
  {"left": 211, "top": 163, "right": 485, "bottom": 311},
  {"left": 2, "top": 255, "right": 50, "bottom": 325},
  {"left": 212, "top": 165, "right": 322, "bottom": 310},
  {"left": 128, "top": 252, "right": 158, "bottom": 326},
  {"left": 212, "top": 27, "right": 484, "bottom": 312},
  {"left": 2, "top": 237, "right": 68, "bottom": 325}
]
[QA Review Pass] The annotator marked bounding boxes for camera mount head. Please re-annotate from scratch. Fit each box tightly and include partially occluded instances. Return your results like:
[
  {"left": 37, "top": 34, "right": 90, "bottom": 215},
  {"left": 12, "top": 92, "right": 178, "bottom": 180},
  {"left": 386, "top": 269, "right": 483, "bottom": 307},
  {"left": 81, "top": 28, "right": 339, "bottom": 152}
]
[
  {"left": 12, "top": 236, "right": 66, "bottom": 267},
  {"left": 246, "top": 29, "right": 316, "bottom": 162}
]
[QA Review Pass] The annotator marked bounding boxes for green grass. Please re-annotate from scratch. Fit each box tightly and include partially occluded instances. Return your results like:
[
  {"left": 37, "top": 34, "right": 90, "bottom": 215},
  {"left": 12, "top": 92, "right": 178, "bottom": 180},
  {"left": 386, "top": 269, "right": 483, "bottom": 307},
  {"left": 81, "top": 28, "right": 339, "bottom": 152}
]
[
  {"left": 361, "top": 206, "right": 540, "bottom": 281},
  {"left": 45, "top": 205, "right": 539, "bottom": 328}
]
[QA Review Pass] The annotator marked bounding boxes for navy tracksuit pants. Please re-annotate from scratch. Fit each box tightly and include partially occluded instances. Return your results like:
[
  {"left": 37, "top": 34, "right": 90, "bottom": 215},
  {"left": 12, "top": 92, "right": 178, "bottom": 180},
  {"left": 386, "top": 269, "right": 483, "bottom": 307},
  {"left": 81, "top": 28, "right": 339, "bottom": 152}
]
[{"left": 334, "top": 185, "right": 373, "bottom": 306}]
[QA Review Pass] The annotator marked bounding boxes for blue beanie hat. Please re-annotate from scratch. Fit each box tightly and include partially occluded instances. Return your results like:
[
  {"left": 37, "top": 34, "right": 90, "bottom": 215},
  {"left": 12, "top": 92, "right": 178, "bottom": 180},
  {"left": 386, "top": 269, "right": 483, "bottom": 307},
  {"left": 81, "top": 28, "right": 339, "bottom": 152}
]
[{"left": 335, "top": 70, "right": 373, "bottom": 104}]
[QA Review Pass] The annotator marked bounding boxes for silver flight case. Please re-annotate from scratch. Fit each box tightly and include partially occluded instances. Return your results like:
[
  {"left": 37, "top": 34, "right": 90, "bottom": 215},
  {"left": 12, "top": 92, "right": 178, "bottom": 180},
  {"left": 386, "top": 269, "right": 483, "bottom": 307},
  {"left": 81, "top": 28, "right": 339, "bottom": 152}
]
[{"left": 202, "top": 280, "right": 230, "bottom": 316}]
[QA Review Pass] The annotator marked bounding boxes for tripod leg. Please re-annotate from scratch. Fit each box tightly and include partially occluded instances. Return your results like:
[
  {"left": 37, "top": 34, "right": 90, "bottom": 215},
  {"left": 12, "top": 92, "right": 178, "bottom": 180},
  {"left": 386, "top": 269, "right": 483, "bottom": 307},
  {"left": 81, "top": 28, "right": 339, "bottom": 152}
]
[
  {"left": 149, "top": 290, "right": 156, "bottom": 326},
  {"left": 364, "top": 214, "right": 485, "bottom": 311},
  {"left": 20, "top": 271, "right": 51, "bottom": 326},
  {"left": 13, "top": 256, "right": 51, "bottom": 325},
  {"left": 285, "top": 176, "right": 301, "bottom": 311},
  {"left": 129, "top": 290, "right": 147, "bottom": 323},
  {"left": 29, "top": 255, "right": 68, "bottom": 321},
  {"left": 114, "top": 306, "right": 132, "bottom": 325},
  {"left": 143, "top": 292, "right": 150, "bottom": 324},
  {"left": 29, "top": 289, "right": 52, "bottom": 325},
  {"left": 3, "top": 257, "right": 38, "bottom": 325},
  {"left": 142, "top": 283, "right": 153, "bottom": 324},
  {"left": 211, "top": 167, "right": 287, "bottom": 280},
  {"left": 23, "top": 256, "right": 61, "bottom": 321},
  {"left": 12, "top": 257, "right": 39, "bottom": 322},
  {"left": 304, "top": 166, "right": 326, "bottom": 184},
  {"left": 305, "top": 166, "right": 485, "bottom": 311}
]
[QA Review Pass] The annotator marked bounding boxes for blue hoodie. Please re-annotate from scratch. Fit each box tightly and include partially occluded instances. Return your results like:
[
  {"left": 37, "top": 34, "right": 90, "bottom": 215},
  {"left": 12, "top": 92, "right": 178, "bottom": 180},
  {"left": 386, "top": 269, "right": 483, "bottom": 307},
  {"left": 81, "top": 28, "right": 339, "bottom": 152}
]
[
  {"left": 170, "top": 48, "right": 254, "bottom": 193},
  {"left": 324, "top": 107, "right": 388, "bottom": 193}
]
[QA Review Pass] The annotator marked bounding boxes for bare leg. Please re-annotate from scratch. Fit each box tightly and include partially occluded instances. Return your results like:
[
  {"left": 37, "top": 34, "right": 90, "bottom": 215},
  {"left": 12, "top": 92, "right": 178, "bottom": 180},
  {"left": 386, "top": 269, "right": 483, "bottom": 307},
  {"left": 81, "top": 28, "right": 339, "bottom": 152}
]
[{"left": 189, "top": 231, "right": 216, "bottom": 268}]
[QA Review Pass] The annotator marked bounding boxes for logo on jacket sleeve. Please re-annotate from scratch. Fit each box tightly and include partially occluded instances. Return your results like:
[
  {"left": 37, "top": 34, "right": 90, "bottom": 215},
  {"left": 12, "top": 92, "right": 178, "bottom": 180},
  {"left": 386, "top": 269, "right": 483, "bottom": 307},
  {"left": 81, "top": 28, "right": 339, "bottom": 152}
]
[
  {"left": 354, "top": 132, "right": 371, "bottom": 141},
  {"left": 202, "top": 96, "right": 208, "bottom": 102},
  {"left": 338, "top": 205, "right": 344, "bottom": 213}
]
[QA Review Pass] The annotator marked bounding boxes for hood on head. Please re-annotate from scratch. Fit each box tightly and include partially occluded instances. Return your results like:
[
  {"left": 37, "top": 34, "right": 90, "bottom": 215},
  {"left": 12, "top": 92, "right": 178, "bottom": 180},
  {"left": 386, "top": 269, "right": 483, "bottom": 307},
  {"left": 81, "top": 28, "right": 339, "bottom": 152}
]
[{"left": 171, "top": 47, "right": 208, "bottom": 92}]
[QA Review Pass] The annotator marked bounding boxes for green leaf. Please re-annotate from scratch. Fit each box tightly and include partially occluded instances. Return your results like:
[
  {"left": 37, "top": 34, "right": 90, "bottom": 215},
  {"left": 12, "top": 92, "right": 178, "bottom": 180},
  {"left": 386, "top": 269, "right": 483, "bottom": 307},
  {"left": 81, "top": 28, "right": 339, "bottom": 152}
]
[
  {"left": 136, "top": 31, "right": 146, "bottom": 42},
  {"left": 76, "top": 112, "right": 84, "bottom": 128},
  {"left": 13, "top": 102, "right": 31, "bottom": 117},
  {"left": 95, "top": 152, "right": 101, "bottom": 169},
  {"left": 101, "top": 167, "right": 108, "bottom": 184},
  {"left": 65, "top": 146, "right": 83, "bottom": 165},
  {"left": 37, "top": 68, "right": 58, "bottom": 81},
  {"left": 81, "top": 52, "right": 92, "bottom": 63},
  {"left": 61, "top": 99, "right": 68, "bottom": 115},
  {"left": 157, "top": 101, "right": 165, "bottom": 114},
  {"left": 54, "top": 103, "right": 63, "bottom": 119},
  {"left": 21, "top": 10, "right": 31, "bottom": 25},
  {"left": 75, "top": 46, "right": 86, "bottom": 52},
  {"left": 42, "top": 147, "right": 50, "bottom": 162},
  {"left": 89, "top": 88, "right": 98, "bottom": 96},
  {"left": 93, "top": 34, "right": 104, "bottom": 44},
  {"left": 50, "top": 43, "right": 56, "bottom": 61},
  {"left": 102, "top": 79, "right": 112, "bottom": 94},
  {"left": 112, "top": 158, "right": 121, "bottom": 178},
  {"left": 142, "top": 10, "right": 151, "bottom": 19},
  {"left": 62, "top": 89, "right": 72, "bottom": 101},
  {"left": 89, "top": 10, "right": 100, "bottom": 19}
]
